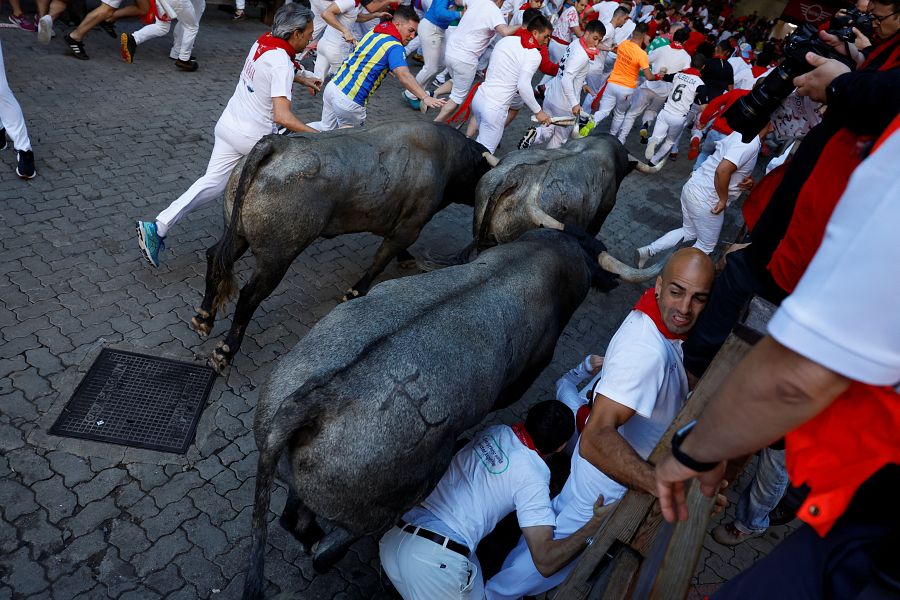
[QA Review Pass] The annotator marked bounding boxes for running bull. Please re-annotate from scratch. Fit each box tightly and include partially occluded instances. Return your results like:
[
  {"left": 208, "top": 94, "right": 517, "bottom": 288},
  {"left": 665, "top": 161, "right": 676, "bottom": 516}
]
[
  {"left": 242, "top": 228, "right": 661, "bottom": 599},
  {"left": 190, "top": 122, "right": 493, "bottom": 372}
]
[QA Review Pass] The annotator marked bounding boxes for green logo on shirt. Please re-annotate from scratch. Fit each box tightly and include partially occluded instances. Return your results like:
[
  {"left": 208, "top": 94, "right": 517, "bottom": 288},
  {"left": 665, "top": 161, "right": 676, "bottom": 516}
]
[{"left": 475, "top": 435, "right": 509, "bottom": 474}]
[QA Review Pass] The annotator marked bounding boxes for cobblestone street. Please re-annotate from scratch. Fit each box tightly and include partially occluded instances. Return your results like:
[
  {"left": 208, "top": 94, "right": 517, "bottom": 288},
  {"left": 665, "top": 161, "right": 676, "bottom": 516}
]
[{"left": 1, "top": 10, "right": 792, "bottom": 599}]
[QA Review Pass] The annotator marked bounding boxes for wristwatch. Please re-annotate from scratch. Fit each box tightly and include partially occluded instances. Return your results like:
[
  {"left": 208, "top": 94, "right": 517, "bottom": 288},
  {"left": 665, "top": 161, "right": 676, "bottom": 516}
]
[{"left": 671, "top": 420, "right": 719, "bottom": 472}]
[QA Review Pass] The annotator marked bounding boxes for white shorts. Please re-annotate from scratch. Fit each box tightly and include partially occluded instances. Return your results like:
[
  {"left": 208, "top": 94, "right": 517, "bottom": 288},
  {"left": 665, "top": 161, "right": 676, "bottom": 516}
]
[
  {"left": 445, "top": 55, "right": 478, "bottom": 105},
  {"left": 101, "top": 0, "right": 123, "bottom": 8}
]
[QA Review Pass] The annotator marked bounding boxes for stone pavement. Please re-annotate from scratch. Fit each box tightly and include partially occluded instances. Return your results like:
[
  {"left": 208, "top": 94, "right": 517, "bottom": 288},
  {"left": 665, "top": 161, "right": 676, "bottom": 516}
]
[{"left": 0, "top": 10, "right": 792, "bottom": 599}]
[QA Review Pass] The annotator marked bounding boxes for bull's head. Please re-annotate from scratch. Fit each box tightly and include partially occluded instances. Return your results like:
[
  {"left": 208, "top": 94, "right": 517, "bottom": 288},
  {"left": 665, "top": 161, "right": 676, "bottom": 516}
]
[{"left": 521, "top": 181, "right": 663, "bottom": 285}]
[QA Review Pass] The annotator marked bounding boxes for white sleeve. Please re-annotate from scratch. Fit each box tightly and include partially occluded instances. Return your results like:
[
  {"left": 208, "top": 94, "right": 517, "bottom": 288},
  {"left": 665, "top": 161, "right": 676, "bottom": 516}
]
[
  {"left": 518, "top": 52, "right": 543, "bottom": 114},
  {"left": 560, "top": 47, "right": 587, "bottom": 109},
  {"left": 335, "top": 0, "right": 356, "bottom": 13},
  {"left": 555, "top": 355, "right": 593, "bottom": 413},
  {"left": 594, "top": 313, "right": 668, "bottom": 418},
  {"left": 720, "top": 136, "right": 754, "bottom": 168},
  {"left": 768, "top": 132, "right": 900, "bottom": 386},
  {"left": 269, "top": 59, "right": 295, "bottom": 100},
  {"left": 513, "top": 468, "right": 556, "bottom": 528}
]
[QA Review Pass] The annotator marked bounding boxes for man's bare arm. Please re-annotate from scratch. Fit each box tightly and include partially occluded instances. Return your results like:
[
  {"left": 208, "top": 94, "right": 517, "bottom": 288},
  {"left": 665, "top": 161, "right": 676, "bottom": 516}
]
[
  {"left": 272, "top": 96, "right": 319, "bottom": 133},
  {"left": 521, "top": 496, "right": 611, "bottom": 577},
  {"left": 579, "top": 394, "right": 657, "bottom": 496}
]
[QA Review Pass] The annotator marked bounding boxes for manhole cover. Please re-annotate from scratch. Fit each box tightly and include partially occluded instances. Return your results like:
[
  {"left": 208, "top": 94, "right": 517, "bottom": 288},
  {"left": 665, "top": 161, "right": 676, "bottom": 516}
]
[{"left": 50, "top": 349, "right": 217, "bottom": 454}]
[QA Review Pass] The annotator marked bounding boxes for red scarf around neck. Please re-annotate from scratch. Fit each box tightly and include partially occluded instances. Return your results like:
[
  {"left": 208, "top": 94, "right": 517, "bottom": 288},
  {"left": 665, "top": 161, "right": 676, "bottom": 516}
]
[
  {"left": 514, "top": 28, "right": 541, "bottom": 50},
  {"left": 682, "top": 67, "right": 701, "bottom": 76},
  {"left": 518, "top": 1, "right": 530, "bottom": 9},
  {"left": 511, "top": 422, "right": 541, "bottom": 455},
  {"left": 633, "top": 288, "right": 686, "bottom": 340},
  {"left": 254, "top": 32, "right": 297, "bottom": 62},
  {"left": 669, "top": 41, "right": 684, "bottom": 49},
  {"left": 580, "top": 36, "right": 600, "bottom": 59},
  {"left": 374, "top": 20, "right": 403, "bottom": 41}
]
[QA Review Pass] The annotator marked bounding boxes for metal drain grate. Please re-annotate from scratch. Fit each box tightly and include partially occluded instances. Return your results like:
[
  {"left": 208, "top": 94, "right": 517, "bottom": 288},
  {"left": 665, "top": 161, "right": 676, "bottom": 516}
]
[{"left": 50, "top": 349, "right": 217, "bottom": 454}]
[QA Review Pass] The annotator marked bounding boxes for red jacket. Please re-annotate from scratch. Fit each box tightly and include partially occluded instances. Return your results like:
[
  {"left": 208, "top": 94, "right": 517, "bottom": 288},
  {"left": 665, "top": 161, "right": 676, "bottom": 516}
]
[{"left": 698, "top": 88, "right": 749, "bottom": 134}]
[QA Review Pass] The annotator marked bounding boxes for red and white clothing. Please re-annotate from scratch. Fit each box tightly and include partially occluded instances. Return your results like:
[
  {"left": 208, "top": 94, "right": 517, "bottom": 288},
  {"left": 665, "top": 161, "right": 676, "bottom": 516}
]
[
  {"left": 646, "top": 68, "right": 704, "bottom": 163},
  {"left": 548, "top": 5, "right": 580, "bottom": 62},
  {"left": 315, "top": 0, "right": 361, "bottom": 79},
  {"left": 590, "top": 0, "right": 619, "bottom": 23},
  {"left": 472, "top": 32, "right": 543, "bottom": 153},
  {"left": 645, "top": 131, "right": 760, "bottom": 256},
  {"left": 444, "top": 0, "right": 505, "bottom": 104},
  {"left": 155, "top": 35, "right": 309, "bottom": 236},
  {"left": 380, "top": 424, "right": 556, "bottom": 600},
  {"left": 535, "top": 38, "right": 595, "bottom": 148},
  {"left": 485, "top": 292, "right": 689, "bottom": 600},
  {"left": 131, "top": 0, "right": 205, "bottom": 62}
]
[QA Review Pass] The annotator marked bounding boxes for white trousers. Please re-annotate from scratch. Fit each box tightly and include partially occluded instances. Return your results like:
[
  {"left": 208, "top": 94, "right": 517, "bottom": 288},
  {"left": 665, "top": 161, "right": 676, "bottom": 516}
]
[
  {"left": 0, "top": 41, "right": 31, "bottom": 152},
  {"left": 155, "top": 118, "right": 260, "bottom": 236},
  {"left": 308, "top": 81, "right": 366, "bottom": 131},
  {"left": 647, "top": 183, "right": 724, "bottom": 255},
  {"left": 472, "top": 91, "right": 507, "bottom": 154},
  {"left": 616, "top": 83, "right": 666, "bottom": 143},
  {"left": 533, "top": 98, "right": 574, "bottom": 149},
  {"left": 380, "top": 526, "right": 483, "bottom": 600},
  {"left": 313, "top": 38, "right": 350, "bottom": 80},
  {"left": 593, "top": 82, "right": 634, "bottom": 137},
  {"left": 415, "top": 19, "right": 445, "bottom": 88},
  {"left": 134, "top": 0, "right": 204, "bottom": 61},
  {"left": 445, "top": 55, "right": 478, "bottom": 104},
  {"left": 647, "top": 109, "right": 687, "bottom": 163}
]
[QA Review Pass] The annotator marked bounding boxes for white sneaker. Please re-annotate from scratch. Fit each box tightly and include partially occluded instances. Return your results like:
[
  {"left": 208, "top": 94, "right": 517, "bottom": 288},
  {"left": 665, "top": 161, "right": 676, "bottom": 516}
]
[
  {"left": 645, "top": 140, "right": 657, "bottom": 163},
  {"left": 635, "top": 246, "right": 652, "bottom": 269},
  {"left": 37, "top": 15, "right": 52, "bottom": 45}
]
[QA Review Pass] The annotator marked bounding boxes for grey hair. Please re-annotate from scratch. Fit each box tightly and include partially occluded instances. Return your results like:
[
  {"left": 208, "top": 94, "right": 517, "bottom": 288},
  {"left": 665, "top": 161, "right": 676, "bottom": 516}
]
[{"left": 272, "top": 3, "right": 313, "bottom": 39}]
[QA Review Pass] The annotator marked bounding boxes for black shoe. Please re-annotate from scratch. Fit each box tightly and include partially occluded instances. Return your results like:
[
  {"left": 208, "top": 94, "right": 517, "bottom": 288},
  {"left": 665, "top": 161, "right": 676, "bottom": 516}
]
[
  {"left": 99, "top": 20, "right": 116, "bottom": 38},
  {"left": 174, "top": 58, "right": 199, "bottom": 71},
  {"left": 64, "top": 33, "right": 89, "bottom": 60},
  {"left": 16, "top": 150, "right": 36, "bottom": 179},
  {"left": 169, "top": 55, "right": 196, "bottom": 61},
  {"left": 0, "top": 128, "right": 7, "bottom": 151}
]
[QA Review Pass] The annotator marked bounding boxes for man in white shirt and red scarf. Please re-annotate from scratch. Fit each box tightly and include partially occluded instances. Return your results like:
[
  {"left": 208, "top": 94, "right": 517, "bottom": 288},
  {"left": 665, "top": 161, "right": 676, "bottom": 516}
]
[
  {"left": 136, "top": 3, "right": 321, "bottom": 268},
  {"left": 469, "top": 15, "right": 554, "bottom": 153},
  {"left": 485, "top": 248, "right": 715, "bottom": 600},
  {"left": 380, "top": 400, "right": 611, "bottom": 600}
]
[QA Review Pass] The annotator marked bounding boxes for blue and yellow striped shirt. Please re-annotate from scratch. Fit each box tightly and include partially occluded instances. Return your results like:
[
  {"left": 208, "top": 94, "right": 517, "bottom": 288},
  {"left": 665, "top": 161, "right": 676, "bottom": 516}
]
[{"left": 332, "top": 29, "right": 408, "bottom": 107}]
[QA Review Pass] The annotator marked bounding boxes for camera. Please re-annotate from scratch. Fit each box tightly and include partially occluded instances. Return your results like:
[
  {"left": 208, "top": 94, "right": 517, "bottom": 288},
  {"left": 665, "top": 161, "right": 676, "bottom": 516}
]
[{"left": 723, "top": 8, "right": 871, "bottom": 142}]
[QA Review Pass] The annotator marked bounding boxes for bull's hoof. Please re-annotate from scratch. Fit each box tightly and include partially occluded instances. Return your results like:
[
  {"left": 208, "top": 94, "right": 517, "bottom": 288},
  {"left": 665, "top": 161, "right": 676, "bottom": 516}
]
[
  {"left": 190, "top": 315, "right": 213, "bottom": 337},
  {"left": 396, "top": 249, "right": 417, "bottom": 269},
  {"left": 340, "top": 288, "right": 361, "bottom": 303},
  {"left": 279, "top": 513, "right": 325, "bottom": 554},
  {"left": 209, "top": 342, "right": 233, "bottom": 375}
]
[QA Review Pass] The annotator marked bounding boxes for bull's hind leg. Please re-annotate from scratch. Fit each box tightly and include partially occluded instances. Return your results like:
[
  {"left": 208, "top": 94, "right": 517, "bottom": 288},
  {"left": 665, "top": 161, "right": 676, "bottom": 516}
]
[
  {"left": 191, "top": 236, "right": 249, "bottom": 337},
  {"left": 210, "top": 256, "right": 294, "bottom": 373},
  {"left": 311, "top": 526, "right": 358, "bottom": 573},
  {"left": 278, "top": 486, "right": 325, "bottom": 553},
  {"left": 343, "top": 231, "right": 421, "bottom": 301}
]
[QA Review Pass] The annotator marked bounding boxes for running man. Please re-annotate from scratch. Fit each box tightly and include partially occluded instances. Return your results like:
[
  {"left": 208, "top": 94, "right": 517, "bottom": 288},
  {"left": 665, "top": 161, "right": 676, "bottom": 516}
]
[
  {"left": 119, "top": 0, "right": 206, "bottom": 70},
  {"left": 645, "top": 53, "right": 705, "bottom": 165}
]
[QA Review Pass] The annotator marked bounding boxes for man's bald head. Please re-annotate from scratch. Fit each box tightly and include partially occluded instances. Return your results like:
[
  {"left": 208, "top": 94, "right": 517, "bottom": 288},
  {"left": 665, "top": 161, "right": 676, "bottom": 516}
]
[{"left": 654, "top": 248, "right": 715, "bottom": 335}]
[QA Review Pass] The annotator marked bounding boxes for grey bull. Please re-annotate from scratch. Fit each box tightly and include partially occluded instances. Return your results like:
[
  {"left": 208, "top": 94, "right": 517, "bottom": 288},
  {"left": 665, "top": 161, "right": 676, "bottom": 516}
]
[
  {"left": 190, "top": 122, "right": 493, "bottom": 372},
  {"left": 241, "top": 229, "right": 660, "bottom": 599}
]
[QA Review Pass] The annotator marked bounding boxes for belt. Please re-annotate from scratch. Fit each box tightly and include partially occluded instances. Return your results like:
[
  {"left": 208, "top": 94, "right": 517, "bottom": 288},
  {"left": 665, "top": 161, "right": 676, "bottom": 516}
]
[{"left": 397, "top": 520, "right": 469, "bottom": 558}]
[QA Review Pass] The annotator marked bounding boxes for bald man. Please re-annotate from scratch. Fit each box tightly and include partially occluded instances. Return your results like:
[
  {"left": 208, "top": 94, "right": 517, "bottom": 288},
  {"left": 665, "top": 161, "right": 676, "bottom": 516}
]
[{"left": 486, "top": 249, "right": 715, "bottom": 600}]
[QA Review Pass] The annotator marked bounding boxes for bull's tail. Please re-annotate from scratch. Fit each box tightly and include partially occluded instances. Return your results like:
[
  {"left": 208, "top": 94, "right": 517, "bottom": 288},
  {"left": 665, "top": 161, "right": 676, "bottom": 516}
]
[
  {"left": 211, "top": 138, "right": 277, "bottom": 314},
  {"left": 242, "top": 447, "right": 279, "bottom": 600}
]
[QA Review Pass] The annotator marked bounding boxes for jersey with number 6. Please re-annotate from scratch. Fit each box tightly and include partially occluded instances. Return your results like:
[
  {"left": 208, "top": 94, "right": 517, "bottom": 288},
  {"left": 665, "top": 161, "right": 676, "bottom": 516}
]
[{"left": 662, "top": 69, "right": 705, "bottom": 119}]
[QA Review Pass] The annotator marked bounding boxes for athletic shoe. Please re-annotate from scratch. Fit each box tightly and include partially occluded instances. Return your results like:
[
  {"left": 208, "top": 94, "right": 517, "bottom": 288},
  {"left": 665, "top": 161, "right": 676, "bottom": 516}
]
[
  {"left": 518, "top": 126, "right": 538, "bottom": 150},
  {"left": 635, "top": 246, "right": 651, "bottom": 269},
  {"left": 0, "top": 128, "right": 7, "bottom": 151},
  {"left": 233, "top": 9, "right": 246, "bottom": 19},
  {"left": 712, "top": 522, "right": 762, "bottom": 546},
  {"left": 668, "top": 152, "right": 678, "bottom": 162},
  {"left": 120, "top": 32, "right": 136, "bottom": 63},
  {"left": 688, "top": 137, "right": 701, "bottom": 160},
  {"left": 136, "top": 221, "right": 165, "bottom": 267},
  {"left": 169, "top": 54, "right": 196, "bottom": 61},
  {"left": 639, "top": 122, "right": 649, "bottom": 144},
  {"left": 403, "top": 94, "right": 421, "bottom": 111},
  {"left": 578, "top": 119, "right": 596, "bottom": 138},
  {"left": 99, "top": 20, "right": 116, "bottom": 38},
  {"left": 16, "top": 150, "right": 36, "bottom": 179},
  {"left": 645, "top": 139, "right": 657, "bottom": 162},
  {"left": 64, "top": 34, "right": 89, "bottom": 60},
  {"left": 577, "top": 114, "right": 590, "bottom": 128},
  {"left": 174, "top": 58, "right": 199, "bottom": 71},
  {"left": 410, "top": 52, "right": 424, "bottom": 63},
  {"left": 37, "top": 15, "right": 53, "bottom": 44},
  {"left": 9, "top": 14, "right": 36, "bottom": 31}
]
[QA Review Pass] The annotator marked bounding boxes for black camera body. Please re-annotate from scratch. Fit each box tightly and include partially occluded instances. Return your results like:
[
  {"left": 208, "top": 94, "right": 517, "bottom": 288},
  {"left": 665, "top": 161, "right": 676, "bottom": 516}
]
[{"left": 723, "top": 10, "right": 867, "bottom": 142}]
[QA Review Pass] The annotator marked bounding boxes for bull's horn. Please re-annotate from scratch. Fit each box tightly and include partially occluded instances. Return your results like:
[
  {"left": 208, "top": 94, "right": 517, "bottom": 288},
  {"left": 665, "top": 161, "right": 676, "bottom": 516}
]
[
  {"left": 524, "top": 182, "right": 564, "bottom": 231},
  {"left": 482, "top": 152, "right": 500, "bottom": 167},
  {"left": 598, "top": 251, "right": 663, "bottom": 282},
  {"left": 628, "top": 154, "right": 665, "bottom": 174}
]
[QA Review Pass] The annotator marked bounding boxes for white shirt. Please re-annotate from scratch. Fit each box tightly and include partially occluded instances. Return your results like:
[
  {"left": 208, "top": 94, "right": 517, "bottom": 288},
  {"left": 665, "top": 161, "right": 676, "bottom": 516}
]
[
  {"left": 445, "top": 0, "right": 506, "bottom": 65},
  {"left": 416, "top": 424, "right": 557, "bottom": 552},
  {"left": 478, "top": 34, "right": 543, "bottom": 112},
  {"left": 645, "top": 44, "right": 691, "bottom": 93},
  {"left": 552, "top": 5, "right": 580, "bottom": 43},
  {"left": 770, "top": 92, "right": 821, "bottom": 143},
  {"left": 321, "top": 0, "right": 361, "bottom": 50},
  {"left": 768, "top": 130, "right": 900, "bottom": 387},
  {"left": 613, "top": 19, "right": 635, "bottom": 44},
  {"left": 222, "top": 42, "right": 296, "bottom": 138},
  {"left": 552, "top": 311, "right": 688, "bottom": 532},
  {"left": 661, "top": 69, "right": 703, "bottom": 118},
  {"left": 591, "top": 0, "right": 619, "bottom": 23},
  {"left": 728, "top": 56, "right": 753, "bottom": 89},
  {"left": 686, "top": 131, "right": 760, "bottom": 206},
  {"left": 546, "top": 39, "right": 593, "bottom": 111}
]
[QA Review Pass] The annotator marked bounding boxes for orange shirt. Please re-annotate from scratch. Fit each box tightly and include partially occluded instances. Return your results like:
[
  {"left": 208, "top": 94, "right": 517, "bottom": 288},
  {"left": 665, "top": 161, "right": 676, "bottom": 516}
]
[{"left": 607, "top": 40, "right": 649, "bottom": 89}]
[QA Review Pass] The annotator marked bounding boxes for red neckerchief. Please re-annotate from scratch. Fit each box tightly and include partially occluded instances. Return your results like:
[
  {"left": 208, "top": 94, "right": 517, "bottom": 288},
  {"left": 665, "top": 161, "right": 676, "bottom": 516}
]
[
  {"left": 669, "top": 41, "right": 684, "bottom": 49},
  {"left": 633, "top": 288, "right": 687, "bottom": 341},
  {"left": 518, "top": 2, "right": 530, "bottom": 9},
  {"left": 514, "top": 27, "right": 541, "bottom": 49},
  {"left": 511, "top": 422, "right": 542, "bottom": 456},
  {"left": 374, "top": 20, "right": 403, "bottom": 41},
  {"left": 682, "top": 67, "right": 701, "bottom": 76},
  {"left": 254, "top": 32, "right": 296, "bottom": 62},
  {"left": 580, "top": 36, "right": 600, "bottom": 59}
]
